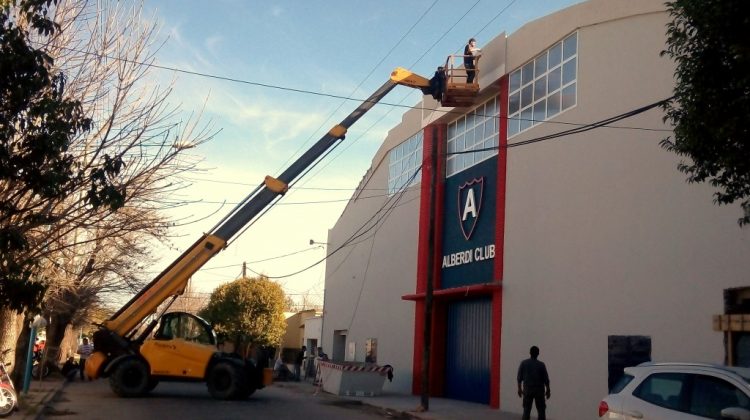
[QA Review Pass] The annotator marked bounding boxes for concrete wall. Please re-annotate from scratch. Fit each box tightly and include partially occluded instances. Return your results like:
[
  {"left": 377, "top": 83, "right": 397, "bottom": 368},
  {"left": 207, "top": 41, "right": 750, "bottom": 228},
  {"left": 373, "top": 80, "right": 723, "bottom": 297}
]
[
  {"left": 322, "top": 104, "right": 423, "bottom": 393},
  {"left": 499, "top": 2, "right": 750, "bottom": 417}
]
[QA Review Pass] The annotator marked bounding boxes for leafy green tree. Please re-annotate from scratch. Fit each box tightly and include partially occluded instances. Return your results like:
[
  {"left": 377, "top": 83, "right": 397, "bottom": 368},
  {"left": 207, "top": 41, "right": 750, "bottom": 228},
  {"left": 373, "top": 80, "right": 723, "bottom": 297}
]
[
  {"left": 199, "top": 276, "right": 287, "bottom": 351},
  {"left": 0, "top": 0, "right": 125, "bottom": 311},
  {"left": 661, "top": 0, "right": 750, "bottom": 226}
]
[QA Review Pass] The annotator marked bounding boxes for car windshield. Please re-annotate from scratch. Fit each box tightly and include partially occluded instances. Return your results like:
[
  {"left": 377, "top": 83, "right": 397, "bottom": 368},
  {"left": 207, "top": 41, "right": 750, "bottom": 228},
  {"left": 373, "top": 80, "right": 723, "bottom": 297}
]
[{"left": 610, "top": 373, "right": 635, "bottom": 394}]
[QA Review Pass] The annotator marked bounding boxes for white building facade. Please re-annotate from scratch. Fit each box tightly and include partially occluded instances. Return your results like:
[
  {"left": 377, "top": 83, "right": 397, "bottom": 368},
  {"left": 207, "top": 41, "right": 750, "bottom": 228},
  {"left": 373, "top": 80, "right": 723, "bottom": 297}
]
[{"left": 321, "top": 1, "right": 750, "bottom": 418}]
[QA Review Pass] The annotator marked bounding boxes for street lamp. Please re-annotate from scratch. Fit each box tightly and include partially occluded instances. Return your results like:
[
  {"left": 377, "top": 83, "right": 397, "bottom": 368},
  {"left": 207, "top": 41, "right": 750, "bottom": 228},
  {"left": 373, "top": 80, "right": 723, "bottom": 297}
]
[{"left": 309, "top": 239, "right": 329, "bottom": 246}]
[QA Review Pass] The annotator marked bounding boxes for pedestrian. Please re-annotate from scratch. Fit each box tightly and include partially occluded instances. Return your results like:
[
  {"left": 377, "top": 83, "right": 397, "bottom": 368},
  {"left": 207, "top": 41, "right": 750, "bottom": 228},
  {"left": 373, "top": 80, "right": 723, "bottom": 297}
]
[
  {"left": 61, "top": 357, "right": 79, "bottom": 382},
  {"left": 464, "top": 38, "right": 481, "bottom": 84},
  {"left": 517, "top": 345, "right": 551, "bottom": 420},
  {"left": 294, "top": 345, "right": 306, "bottom": 381},
  {"left": 76, "top": 337, "right": 93, "bottom": 380}
]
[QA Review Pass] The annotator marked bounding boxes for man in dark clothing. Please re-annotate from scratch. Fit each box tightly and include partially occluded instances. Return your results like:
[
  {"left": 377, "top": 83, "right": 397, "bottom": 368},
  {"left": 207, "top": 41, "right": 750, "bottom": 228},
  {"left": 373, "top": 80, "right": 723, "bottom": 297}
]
[
  {"left": 463, "top": 38, "right": 481, "bottom": 84},
  {"left": 517, "top": 346, "right": 551, "bottom": 420},
  {"left": 294, "top": 346, "right": 306, "bottom": 381}
]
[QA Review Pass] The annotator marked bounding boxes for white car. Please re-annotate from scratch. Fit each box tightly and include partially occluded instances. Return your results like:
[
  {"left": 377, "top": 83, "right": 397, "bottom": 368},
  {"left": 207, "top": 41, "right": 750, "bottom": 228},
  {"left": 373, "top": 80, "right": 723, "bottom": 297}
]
[{"left": 599, "top": 362, "right": 750, "bottom": 419}]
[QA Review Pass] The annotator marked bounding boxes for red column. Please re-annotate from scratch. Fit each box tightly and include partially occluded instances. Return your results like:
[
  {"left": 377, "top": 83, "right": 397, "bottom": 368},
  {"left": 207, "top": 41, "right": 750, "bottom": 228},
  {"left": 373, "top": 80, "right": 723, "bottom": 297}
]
[
  {"left": 490, "top": 77, "right": 509, "bottom": 408},
  {"left": 412, "top": 123, "right": 446, "bottom": 395}
]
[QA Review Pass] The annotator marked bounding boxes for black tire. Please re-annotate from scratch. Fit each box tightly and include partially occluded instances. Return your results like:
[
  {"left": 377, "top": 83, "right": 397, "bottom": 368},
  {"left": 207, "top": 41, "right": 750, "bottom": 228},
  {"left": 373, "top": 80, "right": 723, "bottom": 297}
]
[
  {"left": 109, "top": 358, "right": 149, "bottom": 398},
  {"left": 0, "top": 386, "right": 17, "bottom": 417},
  {"left": 206, "top": 362, "right": 248, "bottom": 400},
  {"left": 146, "top": 378, "right": 159, "bottom": 392},
  {"left": 32, "top": 363, "right": 50, "bottom": 379}
]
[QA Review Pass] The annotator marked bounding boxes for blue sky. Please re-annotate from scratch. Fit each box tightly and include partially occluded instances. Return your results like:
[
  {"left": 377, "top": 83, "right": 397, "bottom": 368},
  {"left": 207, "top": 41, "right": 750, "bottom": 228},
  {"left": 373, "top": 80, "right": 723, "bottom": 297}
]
[{"left": 140, "top": 0, "right": 582, "bottom": 302}]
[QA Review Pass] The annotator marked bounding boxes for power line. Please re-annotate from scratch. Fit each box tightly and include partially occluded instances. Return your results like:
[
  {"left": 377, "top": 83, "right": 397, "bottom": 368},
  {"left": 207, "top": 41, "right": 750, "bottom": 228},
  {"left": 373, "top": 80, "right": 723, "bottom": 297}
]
[{"left": 37, "top": 42, "right": 670, "bottom": 133}]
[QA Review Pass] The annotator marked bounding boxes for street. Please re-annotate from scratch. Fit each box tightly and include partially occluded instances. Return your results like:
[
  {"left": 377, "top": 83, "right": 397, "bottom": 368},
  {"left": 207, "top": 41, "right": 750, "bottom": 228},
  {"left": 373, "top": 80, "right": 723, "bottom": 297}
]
[{"left": 41, "top": 379, "right": 407, "bottom": 420}]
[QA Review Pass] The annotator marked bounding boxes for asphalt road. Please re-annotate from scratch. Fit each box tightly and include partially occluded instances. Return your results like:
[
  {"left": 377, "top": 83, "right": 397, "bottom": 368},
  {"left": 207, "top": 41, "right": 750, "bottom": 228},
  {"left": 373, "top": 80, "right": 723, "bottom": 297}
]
[{"left": 42, "top": 379, "right": 408, "bottom": 420}]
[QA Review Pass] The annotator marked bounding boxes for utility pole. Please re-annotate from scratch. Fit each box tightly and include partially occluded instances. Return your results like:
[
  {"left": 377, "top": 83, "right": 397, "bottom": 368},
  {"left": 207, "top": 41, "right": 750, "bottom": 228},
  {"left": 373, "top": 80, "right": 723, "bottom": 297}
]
[
  {"left": 242, "top": 261, "right": 247, "bottom": 278},
  {"left": 420, "top": 127, "right": 438, "bottom": 411}
]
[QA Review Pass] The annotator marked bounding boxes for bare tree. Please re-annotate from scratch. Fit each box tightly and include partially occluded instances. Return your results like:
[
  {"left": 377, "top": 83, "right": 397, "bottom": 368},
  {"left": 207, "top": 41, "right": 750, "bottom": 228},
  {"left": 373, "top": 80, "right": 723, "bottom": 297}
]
[{"left": 5, "top": 0, "right": 217, "bottom": 377}]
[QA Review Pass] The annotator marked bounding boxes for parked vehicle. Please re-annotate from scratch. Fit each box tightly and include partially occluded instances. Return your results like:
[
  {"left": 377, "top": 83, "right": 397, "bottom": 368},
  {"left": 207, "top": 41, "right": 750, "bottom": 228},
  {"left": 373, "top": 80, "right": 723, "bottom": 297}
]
[
  {"left": 599, "top": 362, "right": 750, "bottom": 419},
  {"left": 0, "top": 349, "right": 18, "bottom": 417}
]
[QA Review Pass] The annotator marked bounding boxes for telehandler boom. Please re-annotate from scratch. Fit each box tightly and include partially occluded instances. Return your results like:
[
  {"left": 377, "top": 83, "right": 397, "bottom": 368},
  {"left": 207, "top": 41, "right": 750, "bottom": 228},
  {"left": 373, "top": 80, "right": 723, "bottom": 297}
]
[{"left": 85, "top": 67, "right": 474, "bottom": 400}]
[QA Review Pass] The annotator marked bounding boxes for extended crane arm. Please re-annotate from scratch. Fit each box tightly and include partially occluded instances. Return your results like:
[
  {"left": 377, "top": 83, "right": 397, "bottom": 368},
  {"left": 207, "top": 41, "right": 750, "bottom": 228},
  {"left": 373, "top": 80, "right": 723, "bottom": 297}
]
[{"left": 101, "top": 67, "right": 435, "bottom": 339}]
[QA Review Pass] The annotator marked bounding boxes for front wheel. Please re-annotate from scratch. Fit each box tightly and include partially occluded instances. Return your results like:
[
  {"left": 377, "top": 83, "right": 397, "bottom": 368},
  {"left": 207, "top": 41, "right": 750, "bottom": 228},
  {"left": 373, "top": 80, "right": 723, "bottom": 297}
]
[
  {"left": 206, "top": 362, "right": 248, "bottom": 400},
  {"left": 0, "top": 385, "right": 17, "bottom": 417},
  {"left": 109, "top": 358, "right": 149, "bottom": 398}
]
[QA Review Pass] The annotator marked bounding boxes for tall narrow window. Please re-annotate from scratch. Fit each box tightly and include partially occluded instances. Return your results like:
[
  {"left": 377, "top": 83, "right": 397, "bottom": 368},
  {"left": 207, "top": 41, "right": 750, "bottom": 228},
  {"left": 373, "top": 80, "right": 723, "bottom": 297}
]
[
  {"left": 508, "top": 32, "right": 578, "bottom": 137},
  {"left": 388, "top": 131, "right": 423, "bottom": 195}
]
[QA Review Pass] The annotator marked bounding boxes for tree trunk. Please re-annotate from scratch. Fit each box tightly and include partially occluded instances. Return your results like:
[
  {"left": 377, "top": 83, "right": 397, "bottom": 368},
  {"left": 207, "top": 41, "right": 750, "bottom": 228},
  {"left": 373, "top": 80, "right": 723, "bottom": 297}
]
[
  {"left": 11, "top": 313, "right": 33, "bottom": 387},
  {"left": 45, "top": 310, "right": 75, "bottom": 364},
  {"left": 0, "top": 309, "right": 23, "bottom": 372}
]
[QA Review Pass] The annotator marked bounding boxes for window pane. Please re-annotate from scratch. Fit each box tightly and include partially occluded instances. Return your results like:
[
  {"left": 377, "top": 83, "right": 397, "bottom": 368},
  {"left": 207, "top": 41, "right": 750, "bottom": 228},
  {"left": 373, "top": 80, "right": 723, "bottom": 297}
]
[
  {"left": 509, "top": 70, "right": 521, "bottom": 92},
  {"left": 563, "top": 57, "right": 577, "bottom": 85},
  {"left": 508, "top": 114, "right": 520, "bottom": 136},
  {"left": 466, "top": 112, "right": 475, "bottom": 129},
  {"left": 548, "top": 66, "right": 562, "bottom": 93},
  {"left": 520, "top": 107, "right": 533, "bottom": 131},
  {"left": 522, "top": 62, "right": 534, "bottom": 85},
  {"left": 562, "top": 83, "right": 576, "bottom": 110},
  {"left": 484, "top": 120, "right": 493, "bottom": 140},
  {"left": 509, "top": 92, "right": 520, "bottom": 115},
  {"left": 446, "top": 156, "right": 456, "bottom": 176},
  {"left": 454, "top": 153, "right": 464, "bottom": 172},
  {"left": 448, "top": 123, "right": 456, "bottom": 139},
  {"left": 547, "top": 91, "right": 561, "bottom": 118},
  {"left": 563, "top": 33, "right": 577, "bottom": 60},
  {"left": 465, "top": 128, "right": 475, "bottom": 148},
  {"left": 534, "top": 76, "right": 547, "bottom": 101},
  {"left": 534, "top": 53, "right": 548, "bottom": 76},
  {"left": 533, "top": 99, "right": 546, "bottom": 124},
  {"left": 456, "top": 116, "right": 465, "bottom": 133},
  {"left": 447, "top": 138, "right": 456, "bottom": 154},
  {"left": 488, "top": 98, "right": 498, "bottom": 116},
  {"left": 456, "top": 134, "right": 465, "bottom": 151},
  {"left": 549, "top": 42, "right": 562, "bottom": 66},
  {"left": 521, "top": 85, "right": 533, "bottom": 108},
  {"left": 465, "top": 150, "right": 475, "bottom": 167}
]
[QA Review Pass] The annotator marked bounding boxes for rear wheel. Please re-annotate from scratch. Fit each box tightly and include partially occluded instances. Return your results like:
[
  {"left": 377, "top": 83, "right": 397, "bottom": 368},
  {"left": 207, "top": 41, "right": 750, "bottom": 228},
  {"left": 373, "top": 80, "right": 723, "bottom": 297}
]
[
  {"left": 207, "top": 362, "right": 248, "bottom": 400},
  {"left": 109, "top": 358, "right": 149, "bottom": 398},
  {"left": 32, "top": 362, "right": 50, "bottom": 379},
  {"left": 0, "top": 385, "right": 17, "bottom": 417}
]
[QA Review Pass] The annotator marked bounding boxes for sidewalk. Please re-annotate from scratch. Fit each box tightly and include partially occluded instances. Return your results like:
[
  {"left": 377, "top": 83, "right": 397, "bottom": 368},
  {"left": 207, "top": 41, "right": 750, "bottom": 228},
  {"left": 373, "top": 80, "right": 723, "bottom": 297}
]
[
  {"left": 278, "top": 379, "right": 524, "bottom": 420},
  {"left": 16, "top": 373, "right": 67, "bottom": 420}
]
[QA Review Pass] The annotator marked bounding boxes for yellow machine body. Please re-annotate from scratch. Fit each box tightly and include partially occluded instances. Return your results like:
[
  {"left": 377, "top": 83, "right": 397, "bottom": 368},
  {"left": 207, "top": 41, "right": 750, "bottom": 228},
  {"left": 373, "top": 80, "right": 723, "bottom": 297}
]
[{"left": 140, "top": 339, "right": 215, "bottom": 379}]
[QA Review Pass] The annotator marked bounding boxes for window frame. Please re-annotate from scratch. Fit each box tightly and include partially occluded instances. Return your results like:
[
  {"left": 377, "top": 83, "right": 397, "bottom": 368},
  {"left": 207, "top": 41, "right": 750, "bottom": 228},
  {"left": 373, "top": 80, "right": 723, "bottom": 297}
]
[
  {"left": 508, "top": 31, "right": 578, "bottom": 138},
  {"left": 387, "top": 131, "right": 423, "bottom": 195},
  {"left": 445, "top": 96, "right": 499, "bottom": 178}
]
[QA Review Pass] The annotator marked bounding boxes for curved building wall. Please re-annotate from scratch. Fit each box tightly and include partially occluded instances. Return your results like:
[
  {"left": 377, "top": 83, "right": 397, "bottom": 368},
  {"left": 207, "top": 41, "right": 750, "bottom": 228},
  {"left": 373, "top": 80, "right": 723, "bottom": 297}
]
[{"left": 323, "top": 0, "right": 750, "bottom": 418}]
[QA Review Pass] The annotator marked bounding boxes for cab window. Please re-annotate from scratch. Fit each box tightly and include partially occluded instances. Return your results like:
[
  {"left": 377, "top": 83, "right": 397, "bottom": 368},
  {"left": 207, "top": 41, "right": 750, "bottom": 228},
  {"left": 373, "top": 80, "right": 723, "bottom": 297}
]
[{"left": 154, "top": 313, "right": 215, "bottom": 345}]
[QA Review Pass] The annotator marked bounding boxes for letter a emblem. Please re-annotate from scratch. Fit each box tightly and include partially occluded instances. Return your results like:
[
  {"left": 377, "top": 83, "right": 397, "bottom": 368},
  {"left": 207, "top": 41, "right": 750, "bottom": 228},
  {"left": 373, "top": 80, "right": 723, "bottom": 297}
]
[{"left": 457, "top": 177, "right": 484, "bottom": 240}]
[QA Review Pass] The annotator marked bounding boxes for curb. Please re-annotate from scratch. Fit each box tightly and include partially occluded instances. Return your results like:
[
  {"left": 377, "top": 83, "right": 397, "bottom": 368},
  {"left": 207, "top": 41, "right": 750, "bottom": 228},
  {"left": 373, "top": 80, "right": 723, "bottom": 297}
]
[{"left": 34, "top": 380, "right": 67, "bottom": 420}]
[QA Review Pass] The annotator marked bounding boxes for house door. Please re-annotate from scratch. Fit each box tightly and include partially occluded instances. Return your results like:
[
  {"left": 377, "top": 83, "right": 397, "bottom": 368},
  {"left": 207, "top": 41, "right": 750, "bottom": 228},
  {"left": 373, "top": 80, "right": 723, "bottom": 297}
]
[{"left": 444, "top": 297, "right": 491, "bottom": 404}]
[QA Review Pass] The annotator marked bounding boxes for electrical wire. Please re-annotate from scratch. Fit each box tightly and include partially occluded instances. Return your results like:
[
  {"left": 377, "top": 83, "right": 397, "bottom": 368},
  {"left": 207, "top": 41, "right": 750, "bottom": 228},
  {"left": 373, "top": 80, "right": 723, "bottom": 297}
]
[{"left": 32, "top": 42, "right": 671, "bottom": 133}]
